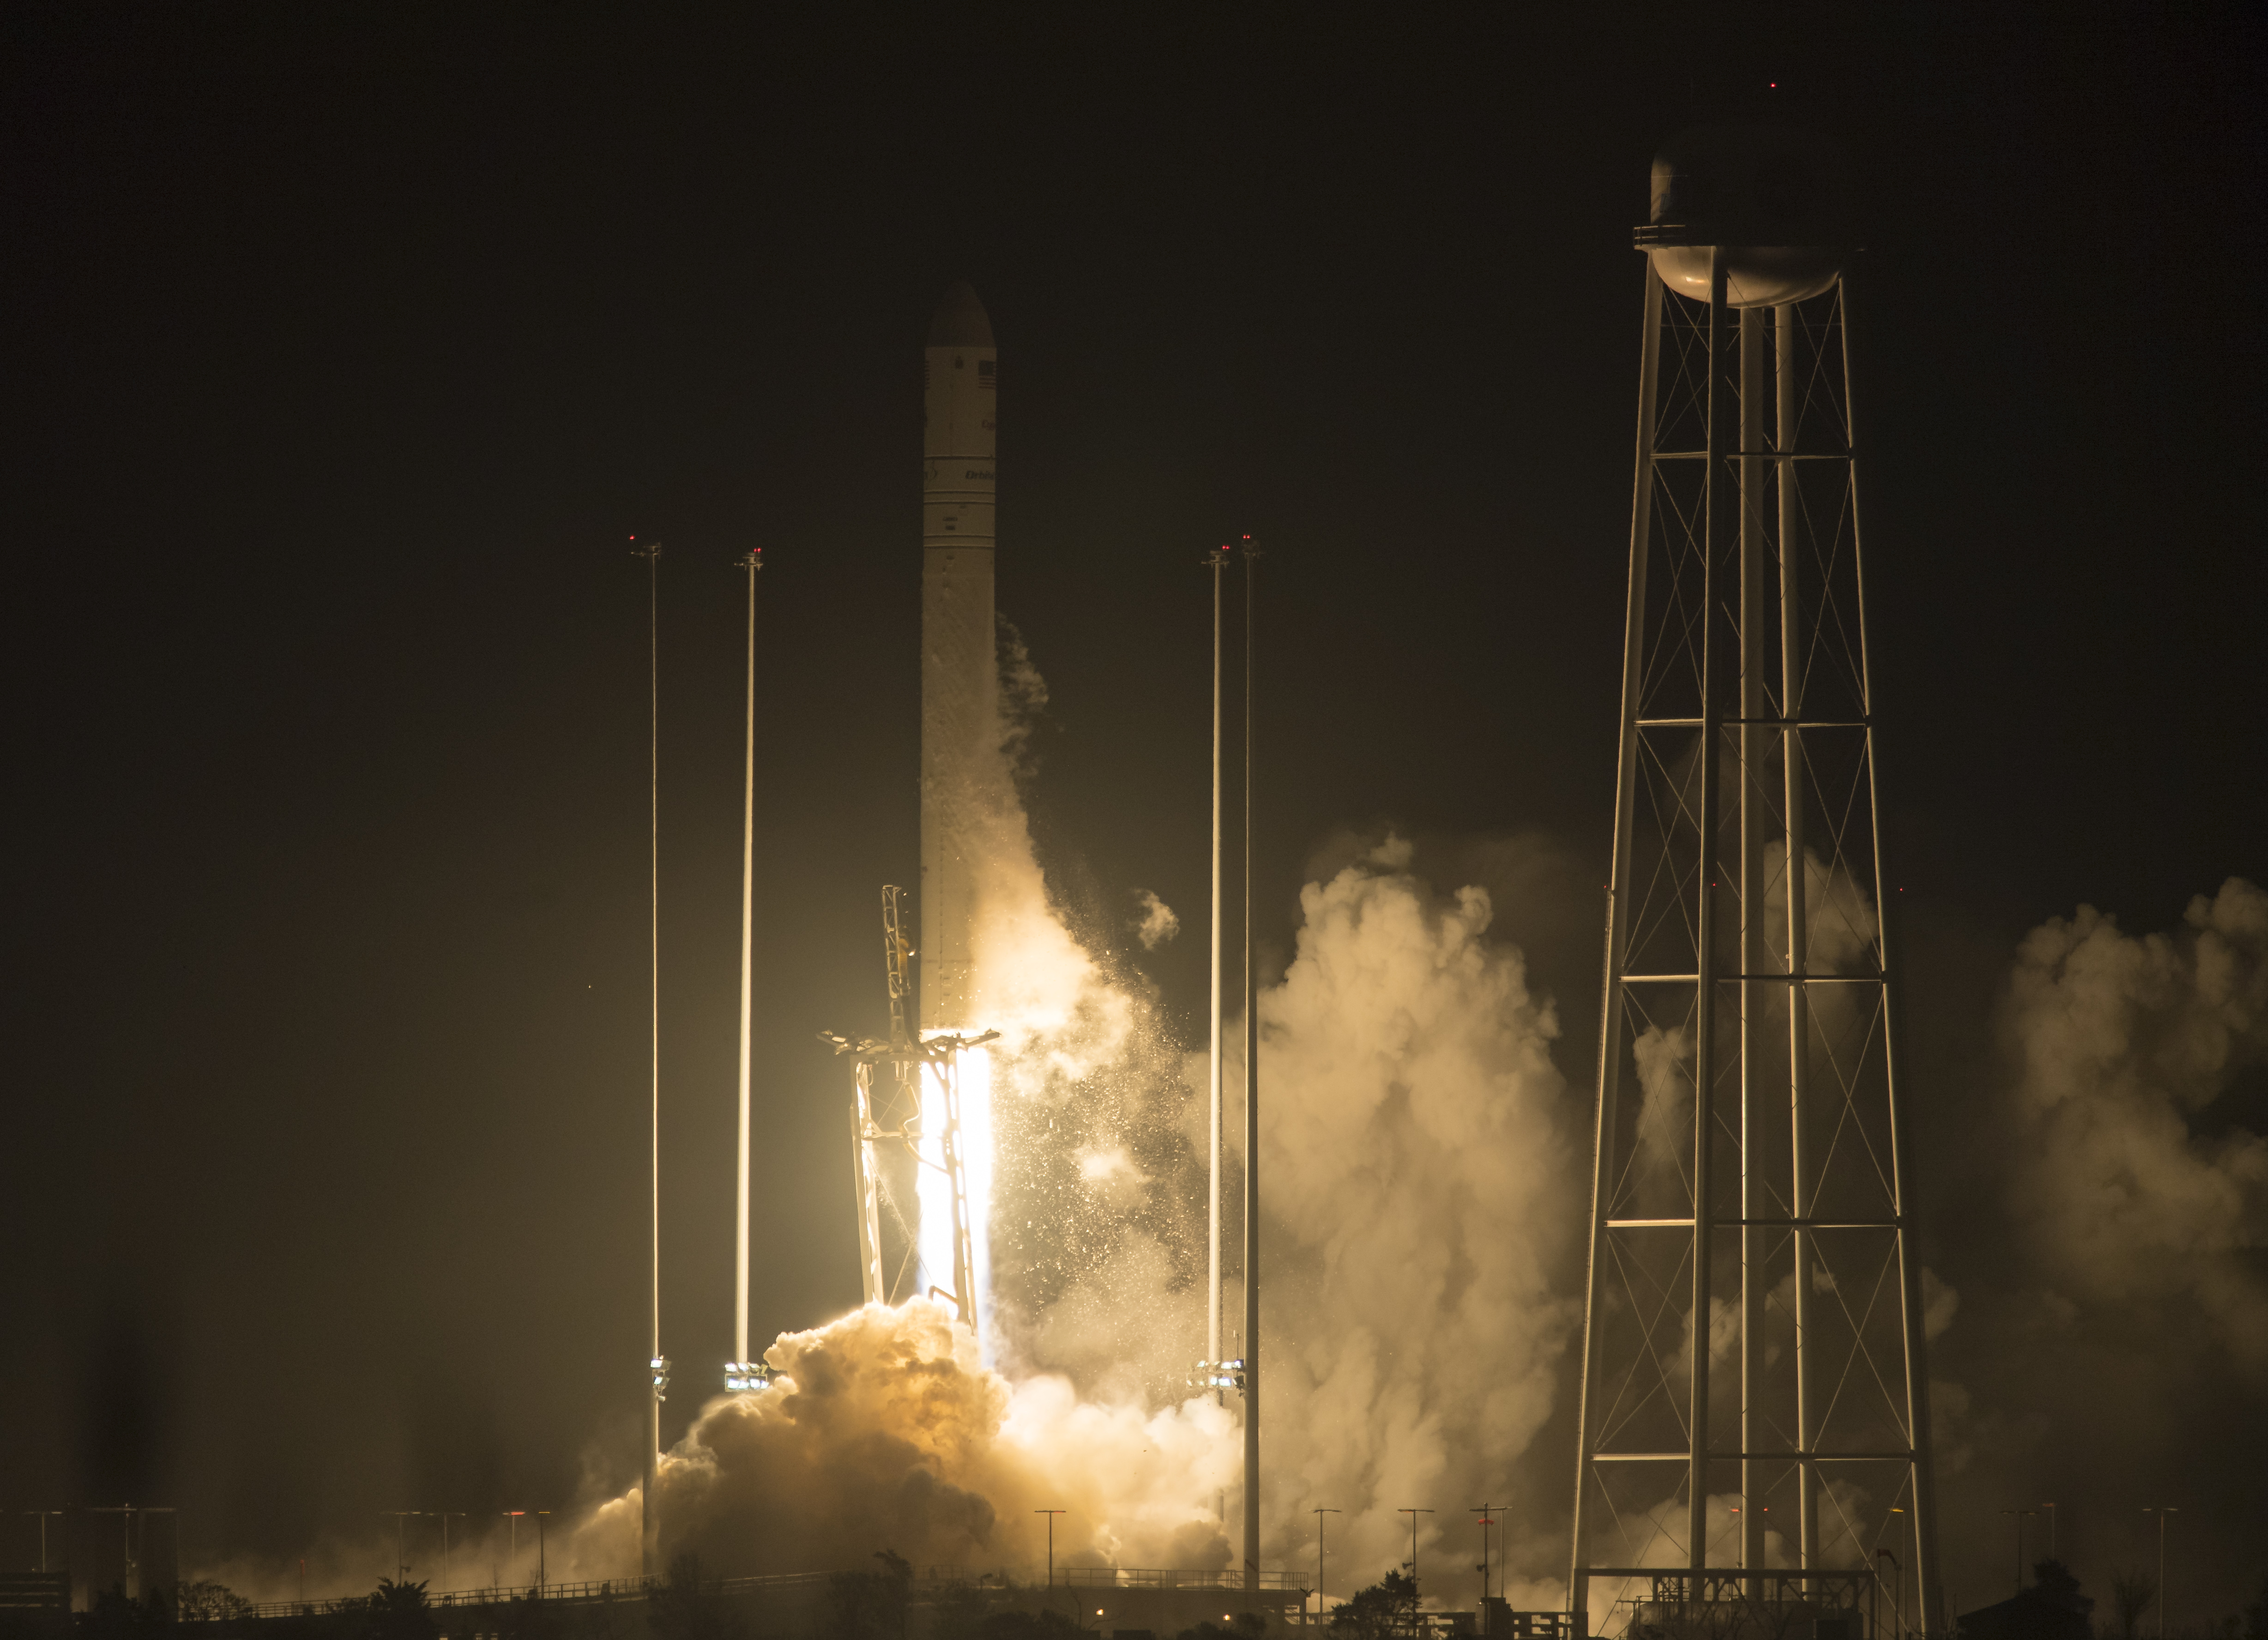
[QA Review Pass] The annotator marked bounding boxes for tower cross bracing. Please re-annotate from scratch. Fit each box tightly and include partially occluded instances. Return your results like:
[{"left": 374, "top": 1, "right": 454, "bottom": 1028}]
[{"left": 1568, "top": 251, "right": 1941, "bottom": 1636}]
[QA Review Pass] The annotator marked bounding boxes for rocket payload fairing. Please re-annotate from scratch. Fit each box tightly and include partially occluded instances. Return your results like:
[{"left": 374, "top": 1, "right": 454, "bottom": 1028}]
[{"left": 919, "top": 283, "right": 996, "bottom": 1034}]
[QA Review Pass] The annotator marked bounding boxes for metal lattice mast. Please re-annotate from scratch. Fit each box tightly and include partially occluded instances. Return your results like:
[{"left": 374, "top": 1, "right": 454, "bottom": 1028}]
[
  {"left": 1568, "top": 129, "right": 1939, "bottom": 1637},
  {"left": 827, "top": 885, "right": 993, "bottom": 1332}
]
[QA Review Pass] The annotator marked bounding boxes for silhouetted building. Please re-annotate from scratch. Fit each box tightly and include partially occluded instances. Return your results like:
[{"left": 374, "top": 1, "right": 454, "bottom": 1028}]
[{"left": 1958, "top": 1565, "right": 2093, "bottom": 1640}]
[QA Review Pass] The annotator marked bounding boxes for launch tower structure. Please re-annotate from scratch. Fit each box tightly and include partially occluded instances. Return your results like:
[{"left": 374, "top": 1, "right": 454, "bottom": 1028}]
[
  {"left": 825, "top": 886, "right": 993, "bottom": 1331},
  {"left": 1568, "top": 127, "right": 1941, "bottom": 1634}
]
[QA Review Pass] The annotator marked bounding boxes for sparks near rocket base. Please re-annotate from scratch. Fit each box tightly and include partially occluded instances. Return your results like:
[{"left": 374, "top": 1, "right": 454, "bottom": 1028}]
[{"left": 919, "top": 281, "right": 997, "bottom": 1035}]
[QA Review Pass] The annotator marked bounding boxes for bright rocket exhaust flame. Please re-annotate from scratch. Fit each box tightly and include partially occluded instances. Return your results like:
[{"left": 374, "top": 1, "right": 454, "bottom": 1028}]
[
  {"left": 914, "top": 1044, "right": 995, "bottom": 1351},
  {"left": 964, "top": 1045, "right": 996, "bottom": 1343}
]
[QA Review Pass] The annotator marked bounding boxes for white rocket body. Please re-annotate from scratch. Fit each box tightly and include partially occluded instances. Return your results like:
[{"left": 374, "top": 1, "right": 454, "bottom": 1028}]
[{"left": 919, "top": 283, "right": 996, "bottom": 1034}]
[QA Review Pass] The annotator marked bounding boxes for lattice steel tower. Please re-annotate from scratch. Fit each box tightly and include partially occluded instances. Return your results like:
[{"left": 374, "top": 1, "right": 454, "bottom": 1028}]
[{"left": 1568, "top": 127, "right": 1941, "bottom": 1635}]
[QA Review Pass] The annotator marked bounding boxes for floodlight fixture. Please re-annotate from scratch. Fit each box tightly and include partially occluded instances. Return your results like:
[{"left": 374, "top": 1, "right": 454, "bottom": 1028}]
[
  {"left": 1188, "top": 1357, "right": 1246, "bottom": 1392},
  {"left": 723, "top": 1361, "right": 776, "bottom": 1393},
  {"left": 650, "top": 1356, "right": 671, "bottom": 1400}
]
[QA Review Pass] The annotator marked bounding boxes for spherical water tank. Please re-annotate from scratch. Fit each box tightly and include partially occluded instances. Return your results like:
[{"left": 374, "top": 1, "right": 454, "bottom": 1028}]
[{"left": 1641, "top": 124, "right": 1851, "bottom": 308}]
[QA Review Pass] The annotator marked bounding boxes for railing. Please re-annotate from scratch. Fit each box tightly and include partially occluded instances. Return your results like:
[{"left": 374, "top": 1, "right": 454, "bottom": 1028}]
[
  {"left": 201, "top": 1565, "right": 1308, "bottom": 1622},
  {"left": 1057, "top": 1566, "right": 1303, "bottom": 1593}
]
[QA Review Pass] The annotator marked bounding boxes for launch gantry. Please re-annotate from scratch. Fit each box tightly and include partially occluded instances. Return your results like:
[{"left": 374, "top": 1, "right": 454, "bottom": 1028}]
[{"left": 821, "top": 885, "right": 994, "bottom": 1333}]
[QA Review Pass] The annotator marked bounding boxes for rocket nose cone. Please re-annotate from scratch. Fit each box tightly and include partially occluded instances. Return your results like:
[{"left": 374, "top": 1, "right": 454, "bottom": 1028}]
[{"left": 928, "top": 281, "right": 995, "bottom": 348}]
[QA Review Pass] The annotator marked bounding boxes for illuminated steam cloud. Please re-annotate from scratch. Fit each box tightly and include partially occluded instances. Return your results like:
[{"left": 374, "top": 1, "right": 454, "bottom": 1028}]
[
  {"left": 1131, "top": 890, "right": 1181, "bottom": 950},
  {"left": 978, "top": 811, "right": 1584, "bottom": 1599},
  {"left": 569, "top": 1301, "right": 1237, "bottom": 1578},
  {"left": 1250, "top": 838, "right": 1580, "bottom": 1603},
  {"left": 1998, "top": 876, "right": 2268, "bottom": 1369},
  {"left": 595, "top": 621, "right": 1593, "bottom": 1598}
]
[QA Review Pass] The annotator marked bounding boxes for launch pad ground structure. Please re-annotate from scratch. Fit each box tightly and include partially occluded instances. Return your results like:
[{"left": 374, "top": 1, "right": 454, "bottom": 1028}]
[
  {"left": 1568, "top": 130, "right": 1941, "bottom": 1636},
  {"left": 824, "top": 885, "right": 993, "bottom": 1332}
]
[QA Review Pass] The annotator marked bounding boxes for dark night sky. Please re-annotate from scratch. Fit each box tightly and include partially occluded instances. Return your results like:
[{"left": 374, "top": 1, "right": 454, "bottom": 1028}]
[{"left": 3, "top": 0, "right": 2262, "bottom": 1616}]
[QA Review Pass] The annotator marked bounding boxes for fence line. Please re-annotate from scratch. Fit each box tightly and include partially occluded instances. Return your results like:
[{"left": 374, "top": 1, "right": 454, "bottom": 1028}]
[{"left": 210, "top": 1565, "right": 1311, "bottom": 1622}]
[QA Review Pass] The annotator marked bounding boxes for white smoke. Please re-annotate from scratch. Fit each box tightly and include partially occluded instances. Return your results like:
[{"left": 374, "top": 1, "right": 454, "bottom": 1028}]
[
  {"left": 1997, "top": 877, "right": 2268, "bottom": 1369},
  {"left": 1131, "top": 889, "right": 1181, "bottom": 950},
  {"left": 568, "top": 1301, "right": 1237, "bottom": 1580},
  {"left": 1250, "top": 838, "right": 1580, "bottom": 1593},
  {"left": 563, "top": 616, "right": 1590, "bottom": 1604}
]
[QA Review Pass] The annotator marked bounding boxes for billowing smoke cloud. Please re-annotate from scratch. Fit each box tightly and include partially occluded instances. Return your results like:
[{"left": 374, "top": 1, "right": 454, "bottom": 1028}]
[
  {"left": 1911, "top": 878, "right": 2268, "bottom": 1614},
  {"left": 534, "top": 587, "right": 2268, "bottom": 1617},
  {"left": 969, "top": 821, "right": 1584, "bottom": 1600},
  {"left": 1131, "top": 890, "right": 1181, "bottom": 950},
  {"left": 1250, "top": 837, "right": 1579, "bottom": 1604},
  {"left": 556, "top": 632, "right": 1589, "bottom": 1606},
  {"left": 1996, "top": 878, "right": 2268, "bottom": 1368},
  {"left": 567, "top": 1301, "right": 1237, "bottom": 1579}
]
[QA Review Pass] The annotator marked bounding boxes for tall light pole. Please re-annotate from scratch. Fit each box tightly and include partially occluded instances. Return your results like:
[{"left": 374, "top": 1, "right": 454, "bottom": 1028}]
[
  {"left": 2000, "top": 1509, "right": 2038, "bottom": 1594},
  {"left": 1035, "top": 1511, "right": 1065, "bottom": 1590},
  {"left": 503, "top": 1511, "right": 525, "bottom": 1586},
  {"left": 1241, "top": 534, "right": 1262, "bottom": 1592},
  {"left": 1398, "top": 1509, "right": 1434, "bottom": 1614},
  {"left": 535, "top": 1512, "right": 551, "bottom": 1591},
  {"left": 1470, "top": 1504, "right": 1503, "bottom": 1625},
  {"left": 24, "top": 1512, "right": 65, "bottom": 1574},
  {"left": 1206, "top": 542, "right": 1229, "bottom": 1530},
  {"left": 435, "top": 1513, "right": 464, "bottom": 1593},
  {"left": 2142, "top": 1508, "right": 2178, "bottom": 1640},
  {"left": 1311, "top": 1508, "right": 1339, "bottom": 1629},
  {"left": 381, "top": 1513, "right": 423, "bottom": 1583},
  {"left": 91, "top": 1505, "right": 171, "bottom": 1601},
  {"left": 632, "top": 535, "right": 666, "bottom": 1576},
  {"left": 2043, "top": 1501, "right": 2057, "bottom": 1561},
  {"left": 726, "top": 545, "right": 762, "bottom": 1393}
]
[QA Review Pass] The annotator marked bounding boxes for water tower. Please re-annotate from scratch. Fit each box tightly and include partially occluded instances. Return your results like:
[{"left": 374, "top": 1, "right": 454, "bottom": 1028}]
[{"left": 1566, "top": 126, "right": 1942, "bottom": 1634}]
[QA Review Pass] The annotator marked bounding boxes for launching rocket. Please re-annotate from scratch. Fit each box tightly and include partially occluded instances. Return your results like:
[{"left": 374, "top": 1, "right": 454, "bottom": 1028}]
[{"left": 919, "top": 282, "right": 996, "bottom": 1033}]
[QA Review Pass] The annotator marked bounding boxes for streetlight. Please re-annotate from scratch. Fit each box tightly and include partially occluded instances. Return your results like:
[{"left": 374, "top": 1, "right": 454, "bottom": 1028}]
[
  {"left": 503, "top": 1512, "right": 526, "bottom": 1587},
  {"left": 1312, "top": 1509, "right": 1340, "bottom": 1629},
  {"left": 435, "top": 1513, "right": 465, "bottom": 1594},
  {"left": 2042, "top": 1502, "right": 2057, "bottom": 1562},
  {"left": 382, "top": 1513, "right": 425, "bottom": 1583},
  {"left": 1035, "top": 1511, "right": 1066, "bottom": 1590},
  {"left": 1397, "top": 1509, "right": 1435, "bottom": 1614},
  {"left": 1470, "top": 1504, "right": 1504, "bottom": 1628},
  {"left": 2141, "top": 1508, "right": 2179, "bottom": 1640},
  {"left": 23, "top": 1512, "right": 66, "bottom": 1574},
  {"left": 535, "top": 1512, "right": 550, "bottom": 1591},
  {"left": 90, "top": 1505, "right": 173, "bottom": 1600},
  {"left": 1999, "top": 1509, "right": 2039, "bottom": 1595}
]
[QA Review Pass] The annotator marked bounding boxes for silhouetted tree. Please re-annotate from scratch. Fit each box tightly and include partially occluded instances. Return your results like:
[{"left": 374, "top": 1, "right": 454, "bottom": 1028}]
[
  {"left": 1329, "top": 1570, "right": 1417, "bottom": 1637},
  {"left": 84, "top": 1586, "right": 174, "bottom": 1640},
  {"left": 366, "top": 1580, "right": 437, "bottom": 1640},
  {"left": 2111, "top": 1568, "right": 2159, "bottom": 1640},
  {"left": 175, "top": 1583, "right": 252, "bottom": 1623},
  {"left": 929, "top": 1582, "right": 995, "bottom": 1640},
  {"left": 827, "top": 1550, "right": 914, "bottom": 1640},
  {"left": 2244, "top": 1574, "right": 2268, "bottom": 1640}
]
